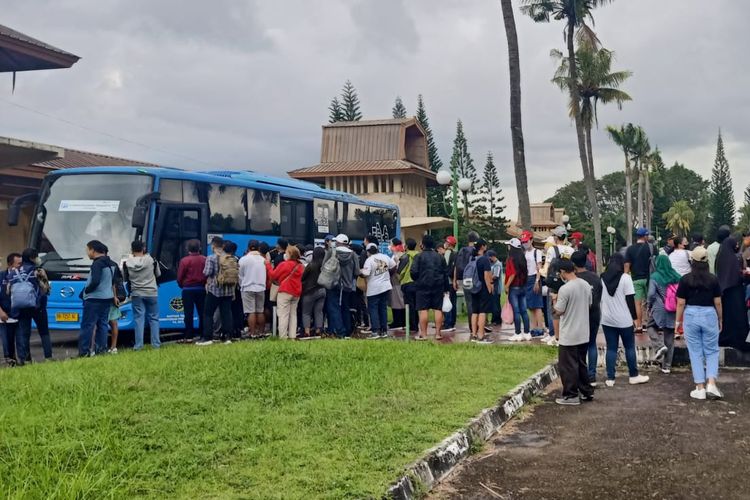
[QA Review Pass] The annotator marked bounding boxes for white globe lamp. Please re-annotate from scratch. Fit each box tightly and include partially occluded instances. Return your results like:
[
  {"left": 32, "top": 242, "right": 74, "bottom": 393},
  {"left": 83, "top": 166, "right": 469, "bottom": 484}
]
[
  {"left": 606, "top": 226, "right": 616, "bottom": 235},
  {"left": 436, "top": 169, "right": 452, "bottom": 186},
  {"left": 457, "top": 177, "right": 472, "bottom": 193}
]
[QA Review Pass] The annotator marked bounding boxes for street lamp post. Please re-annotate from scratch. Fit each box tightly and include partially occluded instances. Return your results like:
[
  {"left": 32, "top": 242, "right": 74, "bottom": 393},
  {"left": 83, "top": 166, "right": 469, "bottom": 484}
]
[
  {"left": 437, "top": 166, "right": 471, "bottom": 240},
  {"left": 606, "top": 226, "right": 616, "bottom": 257}
]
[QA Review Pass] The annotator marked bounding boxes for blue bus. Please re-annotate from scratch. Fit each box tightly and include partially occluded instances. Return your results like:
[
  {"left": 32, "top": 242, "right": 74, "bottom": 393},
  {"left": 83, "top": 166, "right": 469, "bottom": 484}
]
[{"left": 8, "top": 167, "right": 399, "bottom": 331}]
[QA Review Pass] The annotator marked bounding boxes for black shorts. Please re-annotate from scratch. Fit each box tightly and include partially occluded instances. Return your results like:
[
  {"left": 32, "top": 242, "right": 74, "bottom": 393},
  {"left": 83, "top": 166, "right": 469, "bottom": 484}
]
[
  {"left": 416, "top": 289, "right": 444, "bottom": 311},
  {"left": 471, "top": 289, "right": 493, "bottom": 314}
]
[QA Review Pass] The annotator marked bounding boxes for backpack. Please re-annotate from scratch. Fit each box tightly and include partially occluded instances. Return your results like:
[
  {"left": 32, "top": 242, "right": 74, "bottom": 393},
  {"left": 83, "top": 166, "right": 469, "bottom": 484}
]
[
  {"left": 462, "top": 257, "right": 483, "bottom": 294},
  {"left": 318, "top": 251, "right": 341, "bottom": 290},
  {"left": 10, "top": 268, "right": 38, "bottom": 310},
  {"left": 545, "top": 246, "right": 567, "bottom": 293},
  {"left": 455, "top": 246, "right": 474, "bottom": 280},
  {"left": 664, "top": 283, "right": 678, "bottom": 313},
  {"left": 398, "top": 252, "right": 416, "bottom": 285},
  {"left": 112, "top": 266, "right": 128, "bottom": 303},
  {"left": 216, "top": 254, "right": 240, "bottom": 287},
  {"left": 339, "top": 256, "right": 356, "bottom": 292}
]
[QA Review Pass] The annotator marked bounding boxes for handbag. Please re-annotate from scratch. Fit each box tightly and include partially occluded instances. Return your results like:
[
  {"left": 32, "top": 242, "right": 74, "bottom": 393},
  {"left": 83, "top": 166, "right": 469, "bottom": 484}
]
[
  {"left": 501, "top": 301, "right": 514, "bottom": 325},
  {"left": 441, "top": 293, "right": 453, "bottom": 313},
  {"left": 271, "top": 264, "right": 300, "bottom": 302}
]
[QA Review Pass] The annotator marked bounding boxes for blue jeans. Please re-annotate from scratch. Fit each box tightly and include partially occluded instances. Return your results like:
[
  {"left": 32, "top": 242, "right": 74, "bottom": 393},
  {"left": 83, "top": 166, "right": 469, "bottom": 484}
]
[
  {"left": 79, "top": 299, "right": 111, "bottom": 356},
  {"left": 545, "top": 294, "right": 555, "bottom": 337},
  {"left": 325, "top": 287, "right": 352, "bottom": 337},
  {"left": 133, "top": 296, "right": 160, "bottom": 349},
  {"left": 0, "top": 321, "right": 17, "bottom": 361},
  {"left": 508, "top": 286, "right": 530, "bottom": 334},
  {"left": 602, "top": 324, "right": 639, "bottom": 380},
  {"left": 587, "top": 312, "right": 601, "bottom": 382},
  {"left": 684, "top": 306, "right": 720, "bottom": 384},
  {"left": 367, "top": 291, "right": 389, "bottom": 334},
  {"left": 15, "top": 309, "right": 34, "bottom": 365}
]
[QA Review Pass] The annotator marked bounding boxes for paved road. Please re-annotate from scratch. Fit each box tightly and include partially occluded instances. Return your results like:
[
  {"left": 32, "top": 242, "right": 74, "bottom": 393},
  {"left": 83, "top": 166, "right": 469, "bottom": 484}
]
[{"left": 430, "top": 370, "right": 750, "bottom": 500}]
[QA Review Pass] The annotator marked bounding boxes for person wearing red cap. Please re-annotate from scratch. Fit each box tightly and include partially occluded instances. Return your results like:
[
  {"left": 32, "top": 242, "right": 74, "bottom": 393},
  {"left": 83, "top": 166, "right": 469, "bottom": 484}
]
[
  {"left": 521, "top": 230, "right": 545, "bottom": 337},
  {"left": 571, "top": 232, "right": 598, "bottom": 273},
  {"left": 442, "top": 236, "right": 458, "bottom": 331}
]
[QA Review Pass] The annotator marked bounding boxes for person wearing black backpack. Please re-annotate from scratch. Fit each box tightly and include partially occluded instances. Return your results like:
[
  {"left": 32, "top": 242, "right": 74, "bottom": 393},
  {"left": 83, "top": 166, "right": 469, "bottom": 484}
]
[{"left": 541, "top": 226, "right": 574, "bottom": 346}]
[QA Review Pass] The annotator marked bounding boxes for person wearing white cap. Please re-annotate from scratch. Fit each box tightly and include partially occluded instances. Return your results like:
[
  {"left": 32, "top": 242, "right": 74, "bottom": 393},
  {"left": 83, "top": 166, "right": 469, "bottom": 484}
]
[
  {"left": 323, "top": 234, "right": 360, "bottom": 338},
  {"left": 360, "top": 242, "right": 396, "bottom": 339}
]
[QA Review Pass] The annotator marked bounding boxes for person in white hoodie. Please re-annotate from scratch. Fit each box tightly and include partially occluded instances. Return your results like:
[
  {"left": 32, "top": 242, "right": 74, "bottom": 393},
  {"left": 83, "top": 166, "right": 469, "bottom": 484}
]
[{"left": 123, "top": 240, "right": 161, "bottom": 350}]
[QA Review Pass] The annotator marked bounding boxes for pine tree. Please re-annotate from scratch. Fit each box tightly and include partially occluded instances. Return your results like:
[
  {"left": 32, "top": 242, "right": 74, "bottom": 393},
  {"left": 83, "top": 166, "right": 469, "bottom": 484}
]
[
  {"left": 474, "top": 152, "right": 509, "bottom": 242},
  {"left": 744, "top": 184, "right": 750, "bottom": 206},
  {"left": 449, "top": 120, "right": 478, "bottom": 222},
  {"left": 709, "top": 130, "right": 736, "bottom": 237},
  {"left": 392, "top": 96, "right": 407, "bottom": 119},
  {"left": 416, "top": 95, "right": 446, "bottom": 217},
  {"left": 340, "top": 80, "right": 362, "bottom": 122},
  {"left": 328, "top": 97, "right": 343, "bottom": 123}
]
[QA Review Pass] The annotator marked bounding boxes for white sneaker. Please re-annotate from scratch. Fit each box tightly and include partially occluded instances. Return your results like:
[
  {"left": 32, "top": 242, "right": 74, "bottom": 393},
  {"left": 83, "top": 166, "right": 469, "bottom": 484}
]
[
  {"left": 195, "top": 340, "right": 214, "bottom": 346},
  {"left": 605, "top": 379, "right": 615, "bottom": 387},
  {"left": 443, "top": 327, "right": 456, "bottom": 333},
  {"left": 629, "top": 375, "right": 650, "bottom": 385},
  {"left": 521, "top": 333, "right": 533, "bottom": 341},
  {"left": 546, "top": 338, "right": 559, "bottom": 346},
  {"left": 508, "top": 334, "right": 523, "bottom": 342},
  {"left": 537, "top": 335, "right": 550, "bottom": 342},
  {"left": 661, "top": 368, "right": 671, "bottom": 374},
  {"left": 706, "top": 384, "right": 723, "bottom": 400},
  {"left": 108, "top": 348, "right": 118, "bottom": 354},
  {"left": 590, "top": 381, "right": 598, "bottom": 387},
  {"left": 690, "top": 388, "right": 706, "bottom": 400}
]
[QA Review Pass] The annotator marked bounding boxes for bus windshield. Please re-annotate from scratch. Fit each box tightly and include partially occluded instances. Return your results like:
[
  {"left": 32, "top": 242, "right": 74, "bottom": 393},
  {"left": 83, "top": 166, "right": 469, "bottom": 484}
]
[{"left": 33, "top": 173, "right": 153, "bottom": 276}]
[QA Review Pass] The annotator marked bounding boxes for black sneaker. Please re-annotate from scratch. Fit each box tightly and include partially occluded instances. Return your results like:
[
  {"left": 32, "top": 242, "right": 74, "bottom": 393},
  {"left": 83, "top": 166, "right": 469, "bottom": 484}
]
[{"left": 580, "top": 394, "right": 595, "bottom": 403}]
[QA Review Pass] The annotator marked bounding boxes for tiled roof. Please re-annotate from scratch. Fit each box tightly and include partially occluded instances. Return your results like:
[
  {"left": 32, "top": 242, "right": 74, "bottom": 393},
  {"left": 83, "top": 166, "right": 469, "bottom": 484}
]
[
  {"left": 0, "top": 23, "right": 78, "bottom": 58},
  {"left": 32, "top": 148, "right": 159, "bottom": 170},
  {"left": 289, "top": 159, "right": 435, "bottom": 178}
]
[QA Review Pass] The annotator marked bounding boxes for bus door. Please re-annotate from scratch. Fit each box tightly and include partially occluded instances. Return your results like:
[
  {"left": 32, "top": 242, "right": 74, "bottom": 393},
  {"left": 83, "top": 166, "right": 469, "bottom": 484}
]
[{"left": 151, "top": 202, "right": 208, "bottom": 328}]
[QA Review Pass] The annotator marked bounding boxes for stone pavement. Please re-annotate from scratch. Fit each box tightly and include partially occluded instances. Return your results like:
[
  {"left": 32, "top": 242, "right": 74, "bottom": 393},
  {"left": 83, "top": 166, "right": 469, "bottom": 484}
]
[{"left": 429, "top": 369, "right": 750, "bottom": 500}]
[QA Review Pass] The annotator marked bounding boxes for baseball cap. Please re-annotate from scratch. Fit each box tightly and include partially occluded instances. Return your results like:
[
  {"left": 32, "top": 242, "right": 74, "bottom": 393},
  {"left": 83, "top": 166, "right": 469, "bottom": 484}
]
[
  {"left": 366, "top": 242, "right": 378, "bottom": 251},
  {"left": 691, "top": 246, "right": 708, "bottom": 262},
  {"left": 508, "top": 238, "right": 522, "bottom": 249},
  {"left": 334, "top": 234, "right": 349, "bottom": 244},
  {"left": 324, "top": 234, "right": 335, "bottom": 241},
  {"left": 520, "top": 230, "right": 533, "bottom": 243},
  {"left": 552, "top": 225, "right": 567, "bottom": 238},
  {"left": 636, "top": 227, "right": 650, "bottom": 237},
  {"left": 486, "top": 249, "right": 497, "bottom": 258},
  {"left": 445, "top": 235, "right": 457, "bottom": 246},
  {"left": 571, "top": 231, "right": 584, "bottom": 241}
]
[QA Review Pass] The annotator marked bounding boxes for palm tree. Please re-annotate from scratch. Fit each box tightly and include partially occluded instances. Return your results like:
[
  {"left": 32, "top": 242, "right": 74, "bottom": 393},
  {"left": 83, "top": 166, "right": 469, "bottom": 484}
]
[
  {"left": 551, "top": 42, "right": 631, "bottom": 262},
  {"left": 663, "top": 200, "right": 695, "bottom": 238},
  {"left": 606, "top": 124, "right": 637, "bottom": 244},
  {"left": 522, "top": 0, "right": 615, "bottom": 266},
  {"left": 500, "top": 0, "right": 532, "bottom": 230}
]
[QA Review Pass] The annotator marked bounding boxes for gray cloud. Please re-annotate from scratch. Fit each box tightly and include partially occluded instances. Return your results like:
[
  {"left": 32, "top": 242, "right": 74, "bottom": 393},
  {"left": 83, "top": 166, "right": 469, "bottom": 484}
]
[{"left": 2, "top": 0, "right": 748, "bottom": 219}]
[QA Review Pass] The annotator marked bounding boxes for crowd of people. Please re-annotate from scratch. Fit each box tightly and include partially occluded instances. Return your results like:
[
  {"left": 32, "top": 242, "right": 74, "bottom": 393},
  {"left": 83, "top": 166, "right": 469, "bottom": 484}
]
[{"left": 2, "top": 223, "right": 749, "bottom": 406}]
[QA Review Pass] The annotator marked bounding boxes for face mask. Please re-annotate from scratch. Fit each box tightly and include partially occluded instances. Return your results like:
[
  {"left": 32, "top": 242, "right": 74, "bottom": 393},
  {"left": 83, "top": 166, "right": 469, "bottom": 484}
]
[
  {"left": 283, "top": 253, "right": 289, "bottom": 261},
  {"left": 522, "top": 242, "right": 532, "bottom": 250},
  {"left": 34, "top": 257, "right": 42, "bottom": 266}
]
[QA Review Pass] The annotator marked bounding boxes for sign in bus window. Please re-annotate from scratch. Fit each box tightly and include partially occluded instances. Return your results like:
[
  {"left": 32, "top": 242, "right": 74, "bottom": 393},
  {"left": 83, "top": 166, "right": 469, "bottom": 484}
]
[{"left": 314, "top": 199, "right": 335, "bottom": 236}]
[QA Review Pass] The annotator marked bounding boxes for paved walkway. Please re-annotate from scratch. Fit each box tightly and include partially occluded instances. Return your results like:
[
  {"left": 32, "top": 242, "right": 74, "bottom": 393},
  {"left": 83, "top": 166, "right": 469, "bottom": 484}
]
[{"left": 430, "top": 369, "right": 750, "bottom": 500}]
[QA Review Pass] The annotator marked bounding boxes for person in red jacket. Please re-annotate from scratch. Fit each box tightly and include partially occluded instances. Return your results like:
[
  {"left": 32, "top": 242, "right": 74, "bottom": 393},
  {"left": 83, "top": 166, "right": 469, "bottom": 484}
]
[
  {"left": 269, "top": 245, "right": 304, "bottom": 339},
  {"left": 177, "top": 239, "right": 207, "bottom": 342}
]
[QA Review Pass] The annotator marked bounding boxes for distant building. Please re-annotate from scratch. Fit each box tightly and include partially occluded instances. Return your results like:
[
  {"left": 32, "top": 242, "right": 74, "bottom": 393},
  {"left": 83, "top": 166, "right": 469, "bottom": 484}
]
[
  {"left": 507, "top": 202, "right": 567, "bottom": 243},
  {"left": 288, "top": 117, "right": 452, "bottom": 241}
]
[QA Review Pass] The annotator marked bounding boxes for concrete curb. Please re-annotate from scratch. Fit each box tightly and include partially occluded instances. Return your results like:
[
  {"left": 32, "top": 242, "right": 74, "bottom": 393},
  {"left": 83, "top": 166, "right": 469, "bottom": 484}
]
[{"left": 385, "top": 362, "right": 560, "bottom": 499}]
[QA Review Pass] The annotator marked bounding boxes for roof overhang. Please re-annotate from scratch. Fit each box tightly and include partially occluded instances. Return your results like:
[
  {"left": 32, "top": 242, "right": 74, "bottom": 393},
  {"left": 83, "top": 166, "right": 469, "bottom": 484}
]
[
  {"left": 0, "top": 25, "right": 80, "bottom": 72},
  {"left": 400, "top": 216, "right": 454, "bottom": 230},
  {"left": 0, "top": 136, "right": 63, "bottom": 169}
]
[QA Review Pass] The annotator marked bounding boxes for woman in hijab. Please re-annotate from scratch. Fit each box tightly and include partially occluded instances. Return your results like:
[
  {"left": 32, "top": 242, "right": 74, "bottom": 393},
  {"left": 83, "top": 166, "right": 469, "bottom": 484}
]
[
  {"left": 647, "top": 255, "right": 682, "bottom": 374},
  {"left": 600, "top": 253, "right": 650, "bottom": 387},
  {"left": 715, "top": 236, "right": 750, "bottom": 351}
]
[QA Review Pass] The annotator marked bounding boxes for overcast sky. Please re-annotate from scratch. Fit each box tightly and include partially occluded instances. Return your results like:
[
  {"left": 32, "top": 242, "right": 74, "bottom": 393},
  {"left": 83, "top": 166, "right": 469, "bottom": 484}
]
[{"left": 3, "top": 0, "right": 749, "bottom": 220}]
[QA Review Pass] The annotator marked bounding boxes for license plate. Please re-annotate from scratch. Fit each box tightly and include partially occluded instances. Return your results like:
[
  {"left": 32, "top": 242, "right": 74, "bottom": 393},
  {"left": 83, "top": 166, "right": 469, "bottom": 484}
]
[{"left": 56, "top": 312, "right": 79, "bottom": 322}]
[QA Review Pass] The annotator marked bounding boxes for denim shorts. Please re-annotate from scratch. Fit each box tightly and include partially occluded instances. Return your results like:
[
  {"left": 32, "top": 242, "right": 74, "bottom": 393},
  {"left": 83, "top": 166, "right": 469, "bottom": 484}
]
[{"left": 525, "top": 278, "right": 544, "bottom": 309}]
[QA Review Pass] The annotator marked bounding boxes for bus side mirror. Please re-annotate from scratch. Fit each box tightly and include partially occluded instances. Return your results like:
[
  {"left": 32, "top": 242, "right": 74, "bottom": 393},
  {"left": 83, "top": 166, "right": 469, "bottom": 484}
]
[
  {"left": 131, "top": 192, "right": 161, "bottom": 229},
  {"left": 7, "top": 192, "right": 39, "bottom": 227}
]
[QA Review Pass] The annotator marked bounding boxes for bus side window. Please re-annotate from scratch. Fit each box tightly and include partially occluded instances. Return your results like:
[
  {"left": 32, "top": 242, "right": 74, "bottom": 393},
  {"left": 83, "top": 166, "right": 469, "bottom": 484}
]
[
  {"left": 247, "top": 189, "right": 280, "bottom": 235},
  {"left": 207, "top": 184, "right": 246, "bottom": 233}
]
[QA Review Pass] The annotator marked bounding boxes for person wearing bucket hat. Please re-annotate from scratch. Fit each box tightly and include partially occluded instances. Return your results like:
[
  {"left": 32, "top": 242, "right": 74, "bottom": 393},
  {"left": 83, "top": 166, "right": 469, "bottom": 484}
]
[{"left": 521, "top": 230, "right": 545, "bottom": 336}]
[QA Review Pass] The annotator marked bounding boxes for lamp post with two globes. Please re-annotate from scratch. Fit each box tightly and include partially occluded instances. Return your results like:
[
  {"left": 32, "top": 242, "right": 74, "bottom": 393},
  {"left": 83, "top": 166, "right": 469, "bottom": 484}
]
[{"left": 436, "top": 166, "right": 472, "bottom": 241}]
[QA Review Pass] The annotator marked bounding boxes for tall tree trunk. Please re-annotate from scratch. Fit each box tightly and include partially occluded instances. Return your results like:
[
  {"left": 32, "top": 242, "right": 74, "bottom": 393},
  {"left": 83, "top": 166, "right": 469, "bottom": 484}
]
[
  {"left": 624, "top": 154, "right": 633, "bottom": 245},
  {"left": 636, "top": 162, "right": 644, "bottom": 228},
  {"left": 500, "top": 0, "right": 531, "bottom": 230},
  {"left": 585, "top": 125, "right": 603, "bottom": 268},
  {"left": 566, "top": 22, "right": 602, "bottom": 266},
  {"left": 644, "top": 166, "right": 652, "bottom": 230}
]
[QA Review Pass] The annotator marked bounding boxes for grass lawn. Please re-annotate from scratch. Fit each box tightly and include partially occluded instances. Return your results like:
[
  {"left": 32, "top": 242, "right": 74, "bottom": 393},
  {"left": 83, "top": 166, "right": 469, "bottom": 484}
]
[{"left": 0, "top": 341, "right": 555, "bottom": 499}]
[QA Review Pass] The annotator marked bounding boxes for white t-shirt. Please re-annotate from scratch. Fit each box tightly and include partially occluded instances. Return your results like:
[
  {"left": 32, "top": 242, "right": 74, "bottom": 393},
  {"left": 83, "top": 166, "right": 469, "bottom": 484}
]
[
  {"left": 525, "top": 248, "right": 542, "bottom": 277},
  {"left": 669, "top": 249, "right": 691, "bottom": 276},
  {"left": 238, "top": 252, "right": 267, "bottom": 292},
  {"left": 361, "top": 253, "right": 396, "bottom": 297},
  {"left": 542, "top": 244, "right": 573, "bottom": 277},
  {"left": 600, "top": 274, "right": 636, "bottom": 328}
]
